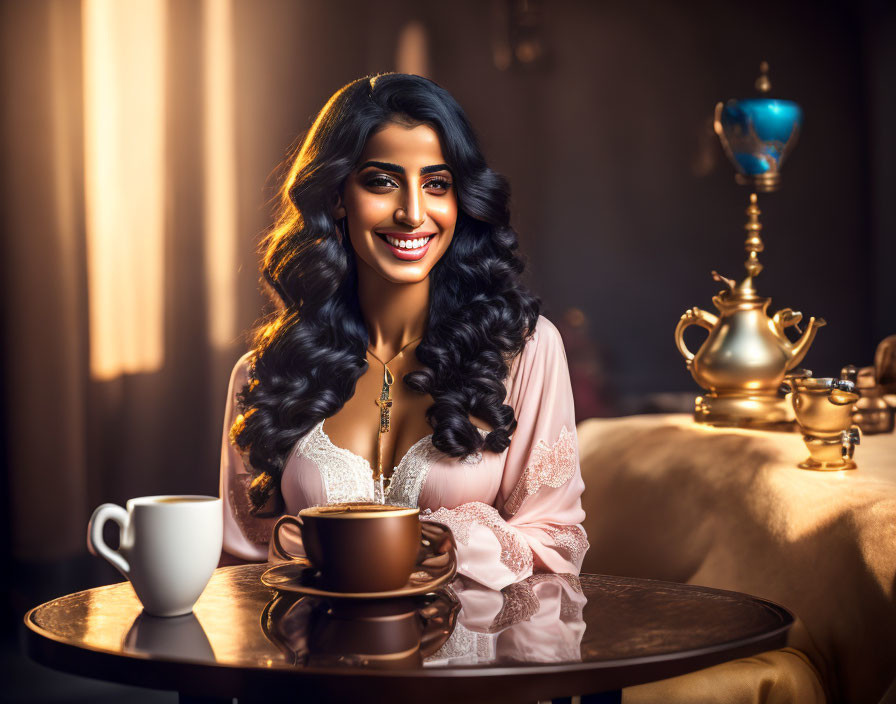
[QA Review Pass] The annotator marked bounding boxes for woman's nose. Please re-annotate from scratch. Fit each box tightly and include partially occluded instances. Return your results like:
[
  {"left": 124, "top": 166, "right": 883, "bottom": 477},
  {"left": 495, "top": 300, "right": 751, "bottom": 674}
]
[{"left": 395, "top": 187, "right": 424, "bottom": 228}]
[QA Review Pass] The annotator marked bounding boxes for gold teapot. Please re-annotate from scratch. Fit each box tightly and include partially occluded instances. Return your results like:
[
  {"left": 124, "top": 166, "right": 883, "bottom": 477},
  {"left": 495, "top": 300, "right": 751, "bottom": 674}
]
[{"left": 675, "top": 195, "right": 826, "bottom": 428}]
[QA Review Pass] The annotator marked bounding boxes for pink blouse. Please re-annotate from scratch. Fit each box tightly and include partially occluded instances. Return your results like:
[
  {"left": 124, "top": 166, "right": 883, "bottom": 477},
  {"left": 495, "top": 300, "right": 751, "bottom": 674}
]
[{"left": 220, "top": 315, "right": 589, "bottom": 590}]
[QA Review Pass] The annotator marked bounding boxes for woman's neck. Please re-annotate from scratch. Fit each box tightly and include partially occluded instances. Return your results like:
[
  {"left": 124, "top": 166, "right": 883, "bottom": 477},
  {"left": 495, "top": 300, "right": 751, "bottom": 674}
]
[{"left": 356, "top": 259, "right": 429, "bottom": 360}]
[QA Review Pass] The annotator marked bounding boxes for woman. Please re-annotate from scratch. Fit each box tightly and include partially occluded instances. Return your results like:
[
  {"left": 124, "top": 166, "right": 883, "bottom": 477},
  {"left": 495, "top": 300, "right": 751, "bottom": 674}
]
[{"left": 220, "top": 74, "right": 588, "bottom": 590}]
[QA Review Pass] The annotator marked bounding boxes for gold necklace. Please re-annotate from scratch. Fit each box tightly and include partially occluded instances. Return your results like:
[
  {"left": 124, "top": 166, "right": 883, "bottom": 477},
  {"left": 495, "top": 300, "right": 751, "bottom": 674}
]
[{"left": 366, "top": 336, "right": 422, "bottom": 482}]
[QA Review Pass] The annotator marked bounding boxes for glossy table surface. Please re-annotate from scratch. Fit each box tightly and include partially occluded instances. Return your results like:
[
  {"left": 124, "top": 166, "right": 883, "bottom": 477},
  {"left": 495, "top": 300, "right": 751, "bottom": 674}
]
[{"left": 24, "top": 564, "right": 793, "bottom": 703}]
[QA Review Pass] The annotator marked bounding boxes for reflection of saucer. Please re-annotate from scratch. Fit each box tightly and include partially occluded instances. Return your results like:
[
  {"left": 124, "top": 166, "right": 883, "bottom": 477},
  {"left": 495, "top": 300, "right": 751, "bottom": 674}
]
[
  {"left": 261, "top": 554, "right": 455, "bottom": 599},
  {"left": 261, "top": 589, "right": 459, "bottom": 668}
]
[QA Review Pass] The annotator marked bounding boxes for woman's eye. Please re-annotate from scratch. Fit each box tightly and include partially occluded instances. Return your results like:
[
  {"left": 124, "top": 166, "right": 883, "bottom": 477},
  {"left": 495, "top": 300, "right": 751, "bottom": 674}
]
[
  {"left": 365, "top": 175, "right": 397, "bottom": 189},
  {"left": 423, "top": 177, "right": 452, "bottom": 193}
]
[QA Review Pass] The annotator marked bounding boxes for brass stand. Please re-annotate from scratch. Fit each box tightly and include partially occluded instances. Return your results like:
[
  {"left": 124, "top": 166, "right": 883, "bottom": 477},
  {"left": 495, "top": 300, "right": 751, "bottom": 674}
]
[{"left": 694, "top": 393, "right": 794, "bottom": 430}]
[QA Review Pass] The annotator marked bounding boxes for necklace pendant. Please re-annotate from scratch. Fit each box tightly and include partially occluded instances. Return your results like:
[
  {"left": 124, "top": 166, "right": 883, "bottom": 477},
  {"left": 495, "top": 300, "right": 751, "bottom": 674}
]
[
  {"left": 376, "top": 371, "right": 393, "bottom": 434},
  {"left": 380, "top": 404, "right": 392, "bottom": 433}
]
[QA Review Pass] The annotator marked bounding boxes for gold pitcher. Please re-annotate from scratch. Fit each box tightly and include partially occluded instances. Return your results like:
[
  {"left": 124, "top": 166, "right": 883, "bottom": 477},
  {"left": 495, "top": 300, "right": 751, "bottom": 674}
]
[
  {"left": 784, "top": 371, "right": 860, "bottom": 470},
  {"left": 674, "top": 195, "right": 826, "bottom": 428}
]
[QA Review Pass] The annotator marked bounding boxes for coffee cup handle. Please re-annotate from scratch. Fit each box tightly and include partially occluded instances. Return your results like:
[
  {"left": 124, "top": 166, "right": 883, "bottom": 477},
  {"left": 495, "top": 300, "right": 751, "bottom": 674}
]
[
  {"left": 418, "top": 520, "right": 456, "bottom": 572},
  {"left": 88, "top": 503, "right": 130, "bottom": 577},
  {"left": 271, "top": 514, "right": 304, "bottom": 561}
]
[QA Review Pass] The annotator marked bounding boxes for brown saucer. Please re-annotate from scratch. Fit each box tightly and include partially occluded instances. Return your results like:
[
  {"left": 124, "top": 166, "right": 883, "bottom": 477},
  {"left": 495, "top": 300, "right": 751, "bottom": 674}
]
[
  {"left": 261, "top": 554, "right": 455, "bottom": 599},
  {"left": 262, "top": 519, "right": 456, "bottom": 600}
]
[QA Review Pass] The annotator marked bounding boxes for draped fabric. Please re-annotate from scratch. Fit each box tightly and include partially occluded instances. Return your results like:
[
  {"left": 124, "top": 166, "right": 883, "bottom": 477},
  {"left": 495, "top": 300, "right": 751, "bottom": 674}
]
[{"left": 579, "top": 415, "right": 896, "bottom": 704}]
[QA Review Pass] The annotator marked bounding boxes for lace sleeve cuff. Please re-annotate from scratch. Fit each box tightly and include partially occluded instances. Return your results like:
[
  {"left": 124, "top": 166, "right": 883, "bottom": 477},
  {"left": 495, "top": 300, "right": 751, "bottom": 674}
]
[
  {"left": 503, "top": 425, "right": 578, "bottom": 516},
  {"left": 425, "top": 502, "right": 534, "bottom": 590}
]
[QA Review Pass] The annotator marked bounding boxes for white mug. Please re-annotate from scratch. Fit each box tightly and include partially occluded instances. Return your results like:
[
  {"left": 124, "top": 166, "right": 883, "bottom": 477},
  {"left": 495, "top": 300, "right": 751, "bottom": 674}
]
[{"left": 88, "top": 495, "right": 223, "bottom": 617}]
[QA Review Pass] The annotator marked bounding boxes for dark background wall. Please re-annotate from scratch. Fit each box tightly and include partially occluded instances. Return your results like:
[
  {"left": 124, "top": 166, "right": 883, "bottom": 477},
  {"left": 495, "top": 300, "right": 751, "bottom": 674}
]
[
  {"left": 235, "top": 0, "right": 893, "bottom": 403},
  {"left": 415, "top": 0, "right": 891, "bottom": 397}
]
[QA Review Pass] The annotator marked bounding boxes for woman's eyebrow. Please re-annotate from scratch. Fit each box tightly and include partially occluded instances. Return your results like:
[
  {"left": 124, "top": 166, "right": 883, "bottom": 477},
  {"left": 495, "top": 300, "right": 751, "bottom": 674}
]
[
  {"left": 358, "top": 161, "right": 451, "bottom": 176},
  {"left": 359, "top": 160, "right": 404, "bottom": 174},
  {"left": 421, "top": 163, "right": 451, "bottom": 175}
]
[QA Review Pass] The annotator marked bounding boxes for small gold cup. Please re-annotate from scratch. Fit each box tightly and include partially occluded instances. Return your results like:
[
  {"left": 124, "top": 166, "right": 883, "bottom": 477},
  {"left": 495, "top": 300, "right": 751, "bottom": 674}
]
[{"left": 785, "top": 372, "right": 861, "bottom": 470}]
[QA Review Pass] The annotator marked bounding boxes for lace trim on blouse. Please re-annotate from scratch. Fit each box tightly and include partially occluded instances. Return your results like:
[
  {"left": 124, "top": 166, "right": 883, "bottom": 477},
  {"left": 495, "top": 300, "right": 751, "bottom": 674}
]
[
  {"left": 426, "top": 502, "right": 534, "bottom": 575},
  {"left": 386, "top": 439, "right": 443, "bottom": 507},
  {"left": 298, "top": 421, "right": 380, "bottom": 504},
  {"left": 296, "top": 421, "right": 490, "bottom": 508},
  {"left": 542, "top": 524, "right": 590, "bottom": 568},
  {"left": 504, "top": 425, "right": 578, "bottom": 516}
]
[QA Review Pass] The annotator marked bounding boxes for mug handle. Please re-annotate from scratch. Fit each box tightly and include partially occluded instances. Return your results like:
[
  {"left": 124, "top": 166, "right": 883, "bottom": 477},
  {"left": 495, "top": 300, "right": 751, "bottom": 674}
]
[
  {"left": 271, "top": 514, "right": 304, "bottom": 561},
  {"left": 418, "top": 520, "right": 456, "bottom": 573},
  {"left": 88, "top": 503, "right": 130, "bottom": 577}
]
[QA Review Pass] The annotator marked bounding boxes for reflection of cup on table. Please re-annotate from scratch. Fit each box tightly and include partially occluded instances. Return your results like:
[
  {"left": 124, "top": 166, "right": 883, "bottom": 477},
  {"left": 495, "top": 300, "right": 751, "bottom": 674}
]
[
  {"left": 261, "top": 590, "right": 460, "bottom": 669},
  {"left": 123, "top": 611, "right": 216, "bottom": 663},
  {"left": 273, "top": 503, "right": 421, "bottom": 593},
  {"left": 88, "top": 495, "right": 222, "bottom": 617}
]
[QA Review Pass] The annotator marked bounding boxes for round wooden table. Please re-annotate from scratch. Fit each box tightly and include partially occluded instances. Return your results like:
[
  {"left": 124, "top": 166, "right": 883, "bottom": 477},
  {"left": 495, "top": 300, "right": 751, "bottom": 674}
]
[{"left": 23, "top": 564, "right": 792, "bottom": 704}]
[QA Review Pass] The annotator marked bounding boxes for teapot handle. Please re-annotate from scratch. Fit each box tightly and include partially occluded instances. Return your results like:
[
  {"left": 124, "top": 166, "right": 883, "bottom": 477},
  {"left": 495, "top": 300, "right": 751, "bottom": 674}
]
[{"left": 675, "top": 307, "right": 718, "bottom": 368}]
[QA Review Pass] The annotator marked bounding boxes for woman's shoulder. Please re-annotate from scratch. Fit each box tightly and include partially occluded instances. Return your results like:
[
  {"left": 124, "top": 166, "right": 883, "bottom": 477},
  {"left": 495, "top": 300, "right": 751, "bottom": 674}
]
[
  {"left": 227, "top": 350, "right": 255, "bottom": 394},
  {"left": 507, "top": 315, "right": 565, "bottom": 382},
  {"left": 530, "top": 314, "right": 563, "bottom": 347},
  {"left": 522, "top": 314, "right": 565, "bottom": 358}
]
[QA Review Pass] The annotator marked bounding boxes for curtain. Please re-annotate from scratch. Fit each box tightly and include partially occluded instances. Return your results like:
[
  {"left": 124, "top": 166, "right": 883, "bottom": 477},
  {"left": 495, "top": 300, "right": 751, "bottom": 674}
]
[{"left": 0, "top": 0, "right": 389, "bottom": 571}]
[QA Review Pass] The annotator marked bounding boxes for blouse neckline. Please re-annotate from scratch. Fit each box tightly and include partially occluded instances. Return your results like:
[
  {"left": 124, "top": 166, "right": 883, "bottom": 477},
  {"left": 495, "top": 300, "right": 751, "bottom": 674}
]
[
  {"left": 318, "top": 419, "right": 434, "bottom": 480},
  {"left": 296, "top": 420, "right": 490, "bottom": 505}
]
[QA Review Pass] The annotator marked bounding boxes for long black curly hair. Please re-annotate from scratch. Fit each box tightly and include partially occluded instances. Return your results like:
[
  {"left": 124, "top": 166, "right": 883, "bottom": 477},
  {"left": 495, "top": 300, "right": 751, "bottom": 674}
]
[{"left": 231, "top": 74, "right": 541, "bottom": 512}]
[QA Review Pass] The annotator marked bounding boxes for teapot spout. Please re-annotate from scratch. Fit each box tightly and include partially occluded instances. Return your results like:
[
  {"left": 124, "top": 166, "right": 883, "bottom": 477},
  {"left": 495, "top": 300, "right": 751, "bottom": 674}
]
[{"left": 786, "top": 317, "right": 827, "bottom": 371}]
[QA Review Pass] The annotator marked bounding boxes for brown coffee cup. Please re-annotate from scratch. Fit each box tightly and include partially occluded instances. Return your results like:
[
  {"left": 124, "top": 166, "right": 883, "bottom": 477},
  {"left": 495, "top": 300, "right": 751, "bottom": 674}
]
[{"left": 272, "top": 503, "right": 422, "bottom": 593}]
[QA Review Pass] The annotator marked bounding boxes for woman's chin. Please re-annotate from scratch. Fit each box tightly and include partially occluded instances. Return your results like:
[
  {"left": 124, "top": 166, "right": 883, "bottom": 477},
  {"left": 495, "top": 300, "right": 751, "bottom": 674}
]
[
  {"left": 376, "top": 261, "right": 432, "bottom": 285},
  {"left": 355, "top": 241, "right": 449, "bottom": 285}
]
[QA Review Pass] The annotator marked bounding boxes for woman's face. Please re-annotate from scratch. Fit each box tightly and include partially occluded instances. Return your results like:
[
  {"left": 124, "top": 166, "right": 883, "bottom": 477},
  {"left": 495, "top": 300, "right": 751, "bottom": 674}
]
[{"left": 338, "top": 122, "right": 457, "bottom": 284}]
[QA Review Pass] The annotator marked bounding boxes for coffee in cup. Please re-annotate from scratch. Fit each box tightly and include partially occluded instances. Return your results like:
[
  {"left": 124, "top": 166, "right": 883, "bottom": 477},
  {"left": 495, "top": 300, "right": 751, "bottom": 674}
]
[
  {"left": 273, "top": 503, "right": 421, "bottom": 593},
  {"left": 88, "top": 495, "right": 223, "bottom": 617}
]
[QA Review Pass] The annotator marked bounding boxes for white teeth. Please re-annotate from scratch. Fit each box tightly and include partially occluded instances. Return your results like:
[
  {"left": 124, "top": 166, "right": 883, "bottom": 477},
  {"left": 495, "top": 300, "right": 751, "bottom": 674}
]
[{"left": 385, "top": 235, "right": 431, "bottom": 250}]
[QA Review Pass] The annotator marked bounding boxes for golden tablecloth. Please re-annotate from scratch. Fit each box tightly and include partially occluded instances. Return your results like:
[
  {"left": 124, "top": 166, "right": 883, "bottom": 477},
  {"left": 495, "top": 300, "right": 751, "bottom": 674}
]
[{"left": 577, "top": 414, "right": 896, "bottom": 704}]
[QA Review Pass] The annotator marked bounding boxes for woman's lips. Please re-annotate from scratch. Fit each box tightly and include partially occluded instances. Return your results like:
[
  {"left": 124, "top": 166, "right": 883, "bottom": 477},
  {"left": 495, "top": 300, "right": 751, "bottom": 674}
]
[{"left": 376, "top": 232, "right": 436, "bottom": 262}]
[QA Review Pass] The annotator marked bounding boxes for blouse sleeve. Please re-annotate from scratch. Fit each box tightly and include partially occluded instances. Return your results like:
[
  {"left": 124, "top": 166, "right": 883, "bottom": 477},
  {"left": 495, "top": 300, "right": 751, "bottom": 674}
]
[
  {"left": 220, "top": 352, "right": 276, "bottom": 561},
  {"left": 425, "top": 316, "right": 589, "bottom": 590}
]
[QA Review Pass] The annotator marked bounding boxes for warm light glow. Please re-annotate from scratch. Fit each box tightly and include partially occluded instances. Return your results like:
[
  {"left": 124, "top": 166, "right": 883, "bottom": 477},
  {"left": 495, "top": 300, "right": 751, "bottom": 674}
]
[
  {"left": 203, "top": 0, "right": 238, "bottom": 347},
  {"left": 82, "top": 0, "right": 167, "bottom": 379},
  {"left": 396, "top": 20, "right": 429, "bottom": 77}
]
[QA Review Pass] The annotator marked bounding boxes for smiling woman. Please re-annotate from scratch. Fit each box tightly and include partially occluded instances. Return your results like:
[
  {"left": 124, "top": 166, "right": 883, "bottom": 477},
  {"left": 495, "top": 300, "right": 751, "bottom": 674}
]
[
  {"left": 219, "top": 74, "right": 588, "bottom": 590},
  {"left": 340, "top": 123, "right": 457, "bottom": 278}
]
